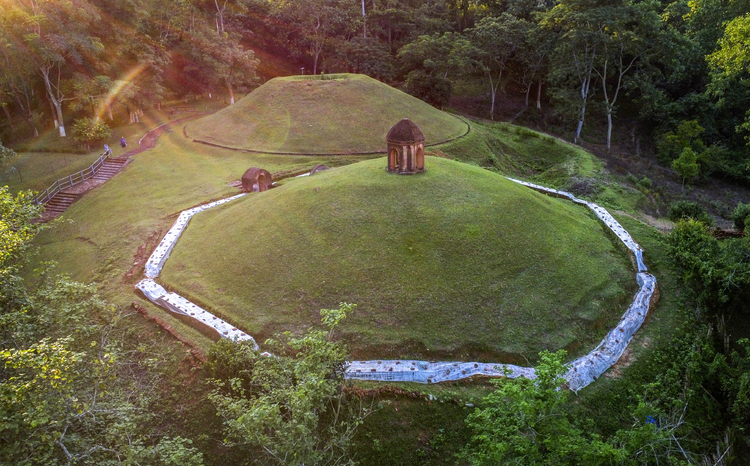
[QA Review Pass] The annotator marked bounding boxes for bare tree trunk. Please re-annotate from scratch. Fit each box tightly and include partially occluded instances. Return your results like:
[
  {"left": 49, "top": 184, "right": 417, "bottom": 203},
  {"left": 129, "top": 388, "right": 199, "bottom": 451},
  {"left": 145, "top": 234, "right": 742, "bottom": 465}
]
[
  {"left": 40, "top": 66, "right": 66, "bottom": 136},
  {"left": 227, "top": 82, "right": 235, "bottom": 104},
  {"left": 214, "top": 0, "right": 227, "bottom": 35},
  {"left": 488, "top": 70, "right": 502, "bottom": 121},
  {"left": 536, "top": 80, "right": 542, "bottom": 110},
  {"left": 525, "top": 82, "right": 532, "bottom": 108},
  {"left": 312, "top": 16, "right": 322, "bottom": 75},
  {"left": 46, "top": 91, "right": 65, "bottom": 137},
  {"left": 47, "top": 97, "right": 58, "bottom": 129},
  {"left": 362, "top": 0, "right": 366, "bottom": 38},
  {"left": 574, "top": 72, "right": 592, "bottom": 144},
  {"left": 597, "top": 51, "right": 637, "bottom": 152}
]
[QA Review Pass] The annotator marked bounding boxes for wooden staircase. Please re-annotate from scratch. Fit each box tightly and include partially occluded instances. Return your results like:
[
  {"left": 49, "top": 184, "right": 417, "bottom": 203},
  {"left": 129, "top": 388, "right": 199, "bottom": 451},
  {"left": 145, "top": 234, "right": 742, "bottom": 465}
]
[
  {"left": 92, "top": 157, "right": 129, "bottom": 181},
  {"left": 41, "top": 157, "right": 130, "bottom": 220},
  {"left": 43, "top": 192, "right": 82, "bottom": 217},
  {"left": 36, "top": 115, "right": 203, "bottom": 222}
]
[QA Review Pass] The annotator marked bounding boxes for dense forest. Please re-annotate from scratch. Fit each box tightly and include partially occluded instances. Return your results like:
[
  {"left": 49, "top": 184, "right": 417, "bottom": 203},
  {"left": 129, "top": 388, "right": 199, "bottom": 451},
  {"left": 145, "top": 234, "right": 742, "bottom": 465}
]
[
  {"left": 1, "top": 0, "right": 749, "bottom": 179},
  {"left": 2, "top": 0, "right": 750, "bottom": 465}
]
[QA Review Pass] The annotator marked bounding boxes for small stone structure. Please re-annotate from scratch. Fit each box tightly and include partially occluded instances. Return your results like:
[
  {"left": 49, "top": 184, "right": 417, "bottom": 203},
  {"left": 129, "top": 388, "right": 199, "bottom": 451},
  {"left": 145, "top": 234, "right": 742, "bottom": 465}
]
[
  {"left": 386, "top": 119, "right": 425, "bottom": 174},
  {"left": 241, "top": 167, "right": 273, "bottom": 192},
  {"left": 310, "top": 164, "right": 329, "bottom": 175},
  {"left": 135, "top": 177, "right": 657, "bottom": 391}
]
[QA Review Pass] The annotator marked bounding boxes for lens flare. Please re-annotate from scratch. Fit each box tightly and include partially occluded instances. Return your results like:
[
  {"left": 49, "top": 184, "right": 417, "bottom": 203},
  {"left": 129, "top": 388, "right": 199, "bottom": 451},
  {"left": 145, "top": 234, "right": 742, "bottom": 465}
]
[{"left": 95, "top": 63, "right": 148, "bottom": 121}]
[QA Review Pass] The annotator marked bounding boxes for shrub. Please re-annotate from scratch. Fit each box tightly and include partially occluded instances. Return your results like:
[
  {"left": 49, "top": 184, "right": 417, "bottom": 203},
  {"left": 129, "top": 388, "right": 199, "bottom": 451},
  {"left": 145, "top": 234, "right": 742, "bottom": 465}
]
[
  {"left": 731, "top": 202, "right": 750, "bottom": 232},
  {"left": 656, "top": 120, "right": 706, "bottom": 164},
  {"left": 638, "top": 177, "right": 652, "bottom": 189},
  {"left": 668, "top": 200, "right": 713, "bottom": 226},
  {"left": 71, "top": 118, "right": 111, "bottom": 152},
  {"left": 0, "top": 140, "right": 15, "bottom": 161},
  {"left": 404, "top": 70, "right": 452, "bottom": 109},
  {"left": 672, "top": 147, "right": 700, "bottom": 189}
]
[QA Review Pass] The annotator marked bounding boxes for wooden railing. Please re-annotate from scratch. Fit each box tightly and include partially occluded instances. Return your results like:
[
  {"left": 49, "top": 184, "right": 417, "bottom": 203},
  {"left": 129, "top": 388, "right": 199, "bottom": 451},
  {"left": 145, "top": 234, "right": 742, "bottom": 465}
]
[{"left": 32, "top": 149, "right": 111, "bottom": 205}]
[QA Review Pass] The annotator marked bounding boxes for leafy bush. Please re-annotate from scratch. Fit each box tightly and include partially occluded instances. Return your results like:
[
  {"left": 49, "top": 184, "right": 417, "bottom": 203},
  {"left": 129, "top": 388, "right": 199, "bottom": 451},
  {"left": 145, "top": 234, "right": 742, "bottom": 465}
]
[
  {"left": 71, "top": 118, "right": 111, "bottom": 152},
  {"left": 404, "top": 70, "right": 452, "bottom": 109},
  {"left": 0, "top": 140, "right": 15, "bottom": 161},
  {"left": 669, "top": 219, "right": 750, "bottom": 316},
  {"left": 672, "top": 147, "right": 700, "bottom": 188},
  {"left": 731, "top": 202, "right": 750, "bottom": 232},
  {"left": 206, "top": 304, "right": 369, "bottom": 465},
  {"left": 638, "top": 177, "right": 652, "bottom": 189},
  {"left": 668, "top": 200, "right": 713, "bottom": 226},
  {"left": 656, "top": 120, "right": 706, "bottom": 164},
  {"left": 463, "top": 350, "right": 695, "bottom": 465}
]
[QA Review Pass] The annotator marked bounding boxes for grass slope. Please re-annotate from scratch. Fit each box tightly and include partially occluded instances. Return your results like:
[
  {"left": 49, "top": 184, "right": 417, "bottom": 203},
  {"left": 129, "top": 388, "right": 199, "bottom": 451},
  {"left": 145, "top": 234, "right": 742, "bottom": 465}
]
[
  {"left": 161, "top": 157, "right": 635, "bottom": 362},
  {"left": 186, "top": 74, "right": 468, "bottom": 154},
  {"left": 26, "top": 132, "right": 356, "bottom": 349},
  {"left": 439, "top": 120, "right": 600, "bottom": 184}
]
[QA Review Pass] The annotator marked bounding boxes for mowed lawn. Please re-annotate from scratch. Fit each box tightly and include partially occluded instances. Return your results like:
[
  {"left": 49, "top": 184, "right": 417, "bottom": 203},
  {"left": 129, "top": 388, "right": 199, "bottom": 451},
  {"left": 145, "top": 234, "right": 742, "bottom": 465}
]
[
  {"left": 186, "top": 74, "right": 468, "bottom": 154},
  {"left": 160, "top": 157, "right": 636, "bottom": 362},
  {"left": 26, "top": 130, "right": 356, "bottom": 348}
]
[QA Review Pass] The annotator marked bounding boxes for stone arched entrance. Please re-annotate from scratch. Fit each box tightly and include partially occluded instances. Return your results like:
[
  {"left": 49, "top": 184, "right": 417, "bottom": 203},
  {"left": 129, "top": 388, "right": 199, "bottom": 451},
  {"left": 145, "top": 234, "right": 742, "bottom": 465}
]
[
  {"left": 241, "top": 167, "right": 273, "bottom": 192},
  {"left": 310, "top": 164, "right": 330, "bottom": 175}
]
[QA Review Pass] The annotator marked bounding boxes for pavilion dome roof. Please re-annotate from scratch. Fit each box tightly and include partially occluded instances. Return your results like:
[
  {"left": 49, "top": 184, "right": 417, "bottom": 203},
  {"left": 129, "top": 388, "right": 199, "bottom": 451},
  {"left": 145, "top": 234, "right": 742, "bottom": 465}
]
[{"left": 386, "top": 119, "right": 425, "bottom": 144}]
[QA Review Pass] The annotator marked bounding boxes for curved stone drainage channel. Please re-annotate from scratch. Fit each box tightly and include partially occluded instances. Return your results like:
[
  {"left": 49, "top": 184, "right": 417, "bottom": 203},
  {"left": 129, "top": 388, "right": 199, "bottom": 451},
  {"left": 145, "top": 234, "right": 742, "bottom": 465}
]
[{"left": 135, "top": 176, "right": 657, "bottom": 393}]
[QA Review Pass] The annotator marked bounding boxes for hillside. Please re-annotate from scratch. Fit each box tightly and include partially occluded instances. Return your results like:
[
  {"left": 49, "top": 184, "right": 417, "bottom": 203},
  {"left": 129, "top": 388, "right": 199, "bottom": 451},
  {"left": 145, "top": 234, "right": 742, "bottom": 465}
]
[
  {"left": 185, "top": 74, "right": 468, "bottom": 154},
  {"left": 160, "top": 157, "right": 635, "bottom": 362}
]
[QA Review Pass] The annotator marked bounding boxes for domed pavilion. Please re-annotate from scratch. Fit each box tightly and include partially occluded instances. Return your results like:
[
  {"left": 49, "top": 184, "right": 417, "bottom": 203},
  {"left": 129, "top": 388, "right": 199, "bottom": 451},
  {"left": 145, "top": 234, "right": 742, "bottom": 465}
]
[{"left": 386, "top": 119, "right": 425, "bottom": 175}]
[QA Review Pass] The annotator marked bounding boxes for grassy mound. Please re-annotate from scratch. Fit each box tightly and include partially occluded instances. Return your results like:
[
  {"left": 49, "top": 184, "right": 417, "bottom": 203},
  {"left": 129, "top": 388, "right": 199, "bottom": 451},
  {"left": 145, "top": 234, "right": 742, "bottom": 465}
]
[
  {"left": 438, "top": 120, "right": 600, "bottom": 184},
  {"left": 161, "top": 157, "right": 635, "bottom": 362},
  {"left": 186, "top": 74, "right": 468, "bottom": 154}
]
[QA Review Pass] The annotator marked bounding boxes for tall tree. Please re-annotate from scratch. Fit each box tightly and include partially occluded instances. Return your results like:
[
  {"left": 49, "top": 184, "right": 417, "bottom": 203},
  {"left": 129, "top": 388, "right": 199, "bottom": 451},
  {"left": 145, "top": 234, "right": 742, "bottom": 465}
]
[
  {"left": 595, "top": 1, "right": 661, "bottom": 151},
  {"left": 398, "top": 32, "right": 474, "bottom": 107},
  {"left": 468, "top": 13, "right": 530, "bottom": 119},
  {"left": 273, "top": 0, "right": 359, "bottom": 75},
  {"left": 518, "top": 24, "right": 556, "bottom": 110},
  {"left": 398, "top": 31, "right": 474, "bottom": 80},
  {"left": 0, "top": 8, "right": 43, "bottom": 138},
  {"left": 4, "top": 0, "right": 104, "bottom": 138},
  {"left": 544, "top": 0, "right": 609, "bottom": 144},
  {"left": 708, "top": 13, "right": 750, "bottom": 147},
  {"left": 207, "top": 303, "right": 372, "bottom": 466}
]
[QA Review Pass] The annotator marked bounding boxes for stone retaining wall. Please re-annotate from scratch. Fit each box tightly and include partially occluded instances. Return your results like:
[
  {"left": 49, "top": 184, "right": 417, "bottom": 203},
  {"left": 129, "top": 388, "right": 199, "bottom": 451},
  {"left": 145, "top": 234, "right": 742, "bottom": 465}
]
[{"left": 134, "top": 172, "right": 657, "bottom": 392}]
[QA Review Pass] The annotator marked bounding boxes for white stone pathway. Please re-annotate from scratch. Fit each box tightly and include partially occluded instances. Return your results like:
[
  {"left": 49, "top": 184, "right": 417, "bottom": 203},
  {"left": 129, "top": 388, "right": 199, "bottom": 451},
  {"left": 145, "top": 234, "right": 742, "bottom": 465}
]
[{"left": 135, "top": 175, "right": 656, "bottom": 392}]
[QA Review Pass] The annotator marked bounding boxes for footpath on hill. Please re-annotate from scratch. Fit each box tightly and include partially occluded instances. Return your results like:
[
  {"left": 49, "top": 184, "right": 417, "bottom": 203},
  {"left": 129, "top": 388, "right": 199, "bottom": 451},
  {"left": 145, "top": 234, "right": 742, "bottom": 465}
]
[{"left": 58, "top": 115, "right": 202, "bottom": 197}]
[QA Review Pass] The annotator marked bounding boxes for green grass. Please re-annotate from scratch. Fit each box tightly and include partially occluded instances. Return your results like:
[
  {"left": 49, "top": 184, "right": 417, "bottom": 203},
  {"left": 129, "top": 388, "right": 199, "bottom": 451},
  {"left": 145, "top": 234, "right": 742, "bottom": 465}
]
[
  {"left": 352, "top": 395, "right": 474, "bottom": 466},
  {"left": 20, "top": 100, "right": 643, "bottom": 363},
  {"left": 439, "top": 119, "right": 601, "bottom": 184},
  {"left": 160, "top": 157, "right": 635, "bottom": 362},
  {"left": 186, "top": 74, "right": 468, "bottom": 154},
  {"left": 2, "top": 109, "right": 201, "bottom": 194},
  {"left": 348, "top": 214, "right": 688, "bottom": 466},
  {"left": 0, "top": 151, "right": 103, "bottom": 193},
  {"left": 438, "top": 119, "right": 653, "bottom": 213},
  {"left": 26, "top": 130, "right": 353, "bottom": 349}
]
